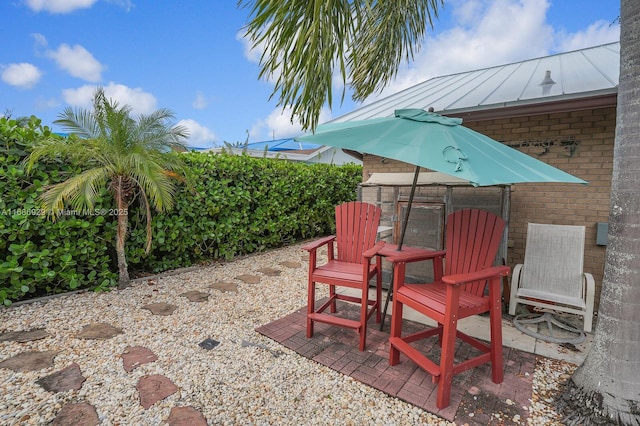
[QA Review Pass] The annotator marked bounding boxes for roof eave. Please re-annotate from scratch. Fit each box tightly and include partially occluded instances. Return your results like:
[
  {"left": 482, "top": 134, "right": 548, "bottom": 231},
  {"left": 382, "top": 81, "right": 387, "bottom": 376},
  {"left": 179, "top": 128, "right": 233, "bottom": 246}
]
[{"left": 445, "top": 90, "right": 618, "bottom": 122}]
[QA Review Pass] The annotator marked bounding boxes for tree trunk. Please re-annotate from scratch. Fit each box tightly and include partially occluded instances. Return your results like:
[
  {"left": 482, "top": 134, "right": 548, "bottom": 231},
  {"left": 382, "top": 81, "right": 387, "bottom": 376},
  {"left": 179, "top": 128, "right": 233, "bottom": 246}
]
[
  {"left": 561, "top": 1, "right": 640, "bottom": 425},
  {"left": 114, "top": 176, "right": 131, "bottom": 289}
]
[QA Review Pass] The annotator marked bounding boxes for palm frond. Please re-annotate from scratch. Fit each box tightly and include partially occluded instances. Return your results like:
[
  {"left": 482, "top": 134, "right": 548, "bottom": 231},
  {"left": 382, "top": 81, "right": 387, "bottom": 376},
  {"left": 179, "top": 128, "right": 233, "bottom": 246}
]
[
  {"left": 54, "top": 107, "right": 100, "bottom": 139},
  {"left": 242, "top": 0, "right": 353, "bottom": 131},
  {"left": 241, "top": 0, "right": 442, "bottom": 131},
  {"left": 349, "top": 0, "right": 443, "bottom": 101},
  {"left": 39, "top": 166, "right": 112, "bottom": 217}
]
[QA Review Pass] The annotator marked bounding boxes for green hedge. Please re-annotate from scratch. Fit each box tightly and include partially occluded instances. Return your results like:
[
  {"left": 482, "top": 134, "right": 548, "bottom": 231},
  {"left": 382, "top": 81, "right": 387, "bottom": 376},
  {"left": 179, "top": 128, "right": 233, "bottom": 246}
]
[
  {"left": 0, "top": 117, "right": 116, "bottom": 304},
  {"left": 0, "top": 116, "right": 362, "bottom": 305}
]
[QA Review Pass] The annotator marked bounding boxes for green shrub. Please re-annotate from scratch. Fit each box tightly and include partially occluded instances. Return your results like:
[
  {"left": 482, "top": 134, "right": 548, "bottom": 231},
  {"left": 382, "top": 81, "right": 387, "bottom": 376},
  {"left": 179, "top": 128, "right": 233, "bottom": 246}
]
[
  {"left": 1, "top": 116, "right": 362, "bottom": 305},
  {"left": 125, "top": 152, "right": 362, "bottom": 272},
  {"left": 0, "top": 117, "right": 116, "bottom": 305}
]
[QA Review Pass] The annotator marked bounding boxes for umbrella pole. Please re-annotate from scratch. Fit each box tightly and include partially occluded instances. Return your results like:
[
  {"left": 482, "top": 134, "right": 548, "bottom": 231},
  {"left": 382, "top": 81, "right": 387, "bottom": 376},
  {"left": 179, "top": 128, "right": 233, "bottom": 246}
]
[
  {"left": 397, "top": 165, "right": 421, "bottom": 251},
  {"left": 380, "top": 165, "right": 421, "bottom": 330}
]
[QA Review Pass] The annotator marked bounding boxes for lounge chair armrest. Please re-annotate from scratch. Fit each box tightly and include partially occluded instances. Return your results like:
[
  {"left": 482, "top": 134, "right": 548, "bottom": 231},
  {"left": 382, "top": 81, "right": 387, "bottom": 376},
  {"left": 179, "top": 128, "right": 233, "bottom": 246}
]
[
  {"left": 442, "top": 265, "right": 511, "bottom": 286},
  {"left": 302, "top": 235, "right": 336, "bottom": 252},
  {"left": 363, "top": 241, "right": 386, "bottom": 259},
  {"left": 382, "top": 247, "right": 446, "bottom": 264}
]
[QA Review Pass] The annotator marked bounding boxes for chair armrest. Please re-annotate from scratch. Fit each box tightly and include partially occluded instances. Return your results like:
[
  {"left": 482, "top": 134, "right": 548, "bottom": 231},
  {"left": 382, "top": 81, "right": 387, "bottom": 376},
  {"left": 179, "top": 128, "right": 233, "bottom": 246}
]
[
  {"left": 382, "top": 247, "right": 446, "bottom": 264},
  {"left": 442, "top": 265, "right": 511, "bottom": 286},
  {"left": 508, "top": 263, "right": 524, "bottom": 315},
  {"left": 302, "top": 235, "right": 335, "bottom": 252},
  {"left": 363, "top": 241, "right": 386, "bottom": 259}
]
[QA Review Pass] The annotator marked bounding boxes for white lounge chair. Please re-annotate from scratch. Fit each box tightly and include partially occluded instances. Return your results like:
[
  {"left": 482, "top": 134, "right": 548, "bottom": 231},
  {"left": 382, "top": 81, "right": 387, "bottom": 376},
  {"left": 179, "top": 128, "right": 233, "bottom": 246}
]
[{"left": 509, "top": 223, "right": 595, "bottom": 342}]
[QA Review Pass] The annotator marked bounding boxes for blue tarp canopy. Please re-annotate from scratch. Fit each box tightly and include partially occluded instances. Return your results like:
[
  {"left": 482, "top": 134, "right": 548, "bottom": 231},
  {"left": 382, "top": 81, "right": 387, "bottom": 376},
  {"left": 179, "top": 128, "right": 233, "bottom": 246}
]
[{"left": 245, "top": 138, "right": 321, "bottom": 151}]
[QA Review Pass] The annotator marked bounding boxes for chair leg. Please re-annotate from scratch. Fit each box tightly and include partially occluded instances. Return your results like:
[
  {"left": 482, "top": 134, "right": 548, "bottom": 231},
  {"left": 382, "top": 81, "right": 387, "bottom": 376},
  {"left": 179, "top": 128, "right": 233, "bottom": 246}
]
[
  {"left": 329, "top": 284, "right": 337, "bottom": 313},
  {"left": 489, "top": 278, "right": 504, "bottom": 384},
  {"left": 359, "top": 284, "right": 369, "bottom": 351},
  {"left": 375, "top": 261, "right": 382, "bottom": 323},
  {"left": 389, "top": 297, "right": 403, "bottom": 366},
  {"left": 307, "top": 280, "right": 315, "bottom": 338},
  {"left": 436, "top": 286, "right": 460, "bottom": 410}
]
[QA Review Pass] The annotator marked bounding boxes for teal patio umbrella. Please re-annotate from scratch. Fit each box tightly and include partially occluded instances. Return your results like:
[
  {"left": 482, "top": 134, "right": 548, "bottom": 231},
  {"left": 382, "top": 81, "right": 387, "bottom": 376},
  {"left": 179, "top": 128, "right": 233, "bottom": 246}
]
[{"left": 298, "top": 109, "right": 587, "bottom": 187}]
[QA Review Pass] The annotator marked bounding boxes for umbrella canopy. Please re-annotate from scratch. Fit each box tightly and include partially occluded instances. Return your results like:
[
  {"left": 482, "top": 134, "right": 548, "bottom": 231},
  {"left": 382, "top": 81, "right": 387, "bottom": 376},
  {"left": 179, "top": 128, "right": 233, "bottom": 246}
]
[{"left": 297, "top": 109, "right": 586, "bottom": 187}]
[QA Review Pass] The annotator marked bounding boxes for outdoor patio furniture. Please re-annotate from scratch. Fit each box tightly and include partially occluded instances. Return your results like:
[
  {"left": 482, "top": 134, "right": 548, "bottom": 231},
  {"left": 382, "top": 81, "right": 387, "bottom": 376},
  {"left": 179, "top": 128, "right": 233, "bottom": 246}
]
[
  {"left": 303, "top": 201, "right": 384, "bottom": 351},
  {"left": 508, "top": 223, "right": 595, "bottom": 342},
  {"left": 384, "top": 209, "right": 510, "bottom": 409}
]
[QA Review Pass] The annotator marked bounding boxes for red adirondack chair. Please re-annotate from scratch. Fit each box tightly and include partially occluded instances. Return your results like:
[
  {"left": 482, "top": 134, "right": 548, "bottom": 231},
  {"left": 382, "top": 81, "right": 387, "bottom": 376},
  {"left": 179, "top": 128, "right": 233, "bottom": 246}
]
[
  {"left": 384, "top": 209, "right": 510, "bottom": 409},
  {"left": 303, "top": 201, "right": 384, "bottom": 351}
]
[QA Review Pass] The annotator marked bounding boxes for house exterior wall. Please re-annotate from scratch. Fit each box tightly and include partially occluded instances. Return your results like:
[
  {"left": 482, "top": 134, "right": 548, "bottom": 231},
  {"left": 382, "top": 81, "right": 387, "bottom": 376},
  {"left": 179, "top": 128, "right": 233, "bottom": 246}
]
[{"left": 360, "top": 106, "right": 615, "bottom": 310}]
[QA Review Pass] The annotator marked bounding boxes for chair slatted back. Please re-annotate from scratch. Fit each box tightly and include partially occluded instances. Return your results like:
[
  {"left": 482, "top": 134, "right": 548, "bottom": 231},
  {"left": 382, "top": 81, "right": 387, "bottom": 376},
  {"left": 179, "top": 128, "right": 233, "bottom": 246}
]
[
  {"left": 335, "top": 202, "right": 382, "bottom": 264},
  {"left": 445, "top": 209, "right": 505, "bottom": 296}
]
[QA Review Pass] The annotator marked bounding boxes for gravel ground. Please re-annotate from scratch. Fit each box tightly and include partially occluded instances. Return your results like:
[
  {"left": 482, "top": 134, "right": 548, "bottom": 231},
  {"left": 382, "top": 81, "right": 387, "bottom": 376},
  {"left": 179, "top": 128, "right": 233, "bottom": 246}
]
[{"left": 0, "top": 243, "right": 576, "bottom": 425}]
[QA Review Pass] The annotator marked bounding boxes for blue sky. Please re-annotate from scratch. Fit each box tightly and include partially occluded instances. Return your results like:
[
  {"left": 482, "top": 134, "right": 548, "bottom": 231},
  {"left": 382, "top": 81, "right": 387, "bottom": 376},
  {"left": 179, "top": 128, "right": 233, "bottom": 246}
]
[{"left": 1, "top": 0, "right": 620, "bottom": 148}]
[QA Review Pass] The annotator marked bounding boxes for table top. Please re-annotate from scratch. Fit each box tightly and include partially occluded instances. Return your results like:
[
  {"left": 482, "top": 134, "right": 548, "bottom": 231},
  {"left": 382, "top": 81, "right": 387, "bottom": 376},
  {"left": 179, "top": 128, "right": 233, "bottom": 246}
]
[{"left": 378, "top": 243, "right": 438, "bottom": 257}]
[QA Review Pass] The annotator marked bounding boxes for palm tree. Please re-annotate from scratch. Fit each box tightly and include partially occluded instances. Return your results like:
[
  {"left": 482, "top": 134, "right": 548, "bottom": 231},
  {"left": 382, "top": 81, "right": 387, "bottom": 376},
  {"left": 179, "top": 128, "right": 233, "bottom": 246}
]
[
  {"left": 561, "top": 2, "right": 640, "bottom": 425},
  {"left": 242, "top": 1, "right": 640, "bottom": 423},
  {"left": 25, "top": 88, "right": 190, "bottom": 289}
]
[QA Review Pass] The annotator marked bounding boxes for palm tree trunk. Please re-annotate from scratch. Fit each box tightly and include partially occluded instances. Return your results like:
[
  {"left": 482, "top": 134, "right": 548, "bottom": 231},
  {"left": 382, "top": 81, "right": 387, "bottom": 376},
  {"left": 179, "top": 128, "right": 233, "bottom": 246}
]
[
  {"left": 560, "top": 2, "right": 640, "bottom": 425},
  {"left": 115, "top": 176, "right": 130, "bottom": 289}
]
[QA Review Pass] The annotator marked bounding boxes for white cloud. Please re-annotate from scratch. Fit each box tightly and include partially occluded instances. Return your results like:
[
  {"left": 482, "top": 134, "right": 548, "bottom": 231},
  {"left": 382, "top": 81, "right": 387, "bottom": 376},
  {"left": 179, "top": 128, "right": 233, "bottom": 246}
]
[
  {"left": 31, "top": 32, "right": 48, "bottom": 49},
  {"left": 556, "top": 20, "right": 620, "bottom": 52},
  {"left": 62, "top": 82, "right": 157, "bottom": 115},
  {"left": 192, "top": 91, "right": 207, "bottom": 110},
  {"left": 371, "top": 0, "right": 555, "bottom": 100},
  {"left": 177, "top": 119, "right": 216, "bottom": 147},
  {"left": 24, "top": 0, "right": 97, "bottom": 14},
  {"left": 35, "top": 96, "right": 61, "bottom": 109},
  {"left": 1, "top": 63, "right": 42, "bottom": 89},
  {"left": 46, "top": 43, "right": 104, "bottom": 82},
  {"left": 250, "top": 106, "right": 333, "bottom": 142},
  {"left": 237, "top": 30, "right": 263, "bottom": 64},
  {"left": 107, "top": 0, "right": 134, "bottom": 12}
]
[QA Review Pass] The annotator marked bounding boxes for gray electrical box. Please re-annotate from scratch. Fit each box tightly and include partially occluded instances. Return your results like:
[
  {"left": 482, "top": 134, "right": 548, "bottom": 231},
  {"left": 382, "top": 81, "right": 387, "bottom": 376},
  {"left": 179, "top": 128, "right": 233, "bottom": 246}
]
[{"left": 596, "top": 222, "right": 608, "bottom": 245}]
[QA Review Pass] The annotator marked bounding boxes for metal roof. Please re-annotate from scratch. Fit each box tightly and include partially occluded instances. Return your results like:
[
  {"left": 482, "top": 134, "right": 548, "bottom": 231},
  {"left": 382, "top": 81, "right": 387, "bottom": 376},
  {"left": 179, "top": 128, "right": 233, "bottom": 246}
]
[{"left": 332, "top": 42, "right": 619, "bottom": 122}]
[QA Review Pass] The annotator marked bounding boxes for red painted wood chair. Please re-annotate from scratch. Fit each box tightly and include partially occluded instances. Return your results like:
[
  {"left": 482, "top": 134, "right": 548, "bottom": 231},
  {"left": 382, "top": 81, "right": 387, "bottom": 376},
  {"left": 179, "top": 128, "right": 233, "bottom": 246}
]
[
  {"left": 303, "top": 201, "right": 384, "bottom": 351},
  {"left": 385, "top": 209, "right": 510, "bottom": 409}
]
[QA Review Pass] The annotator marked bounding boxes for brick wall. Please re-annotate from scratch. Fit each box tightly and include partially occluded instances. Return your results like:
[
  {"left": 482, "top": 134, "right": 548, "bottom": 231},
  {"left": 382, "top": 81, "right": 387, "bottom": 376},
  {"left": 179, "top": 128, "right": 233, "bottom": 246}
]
[{"left": 360, "top": 106, "right": 615, "bottom": 309}]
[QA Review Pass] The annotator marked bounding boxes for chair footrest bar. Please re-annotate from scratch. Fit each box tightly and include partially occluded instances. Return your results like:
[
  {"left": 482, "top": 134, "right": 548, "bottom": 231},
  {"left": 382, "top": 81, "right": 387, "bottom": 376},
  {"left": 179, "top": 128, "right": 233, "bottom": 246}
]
[
  {"left": 389, "top": 337, "right": 440, "bottom": 377},
  {"left": 403, "top": 327, "right": 441, "bottom": 344},
  {"left": 309, "top": 313, "right": 361, "bottom": 330},
  {"left": 335, "top": 294, "right": 363, "bottom": 304},
  {"left": 457, "top": 330, "right": 491, "bottom": 353},
  {"left": 452, "top": 353, "right": 493, "bottom": 377}
]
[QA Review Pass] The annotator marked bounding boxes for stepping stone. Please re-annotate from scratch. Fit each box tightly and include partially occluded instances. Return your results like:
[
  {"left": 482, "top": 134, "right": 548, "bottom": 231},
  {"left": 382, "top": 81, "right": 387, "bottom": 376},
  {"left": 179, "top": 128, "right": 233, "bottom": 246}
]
[
  {"left": 198, "top": 338, "right": 219, "bottom": 350},
  {"left": 37, "top": 363, "right": 85, "bottom": 392},
  {"left": 122, "top": 346, "right": 158, "bottom": 372},
  {"left": 0, "top": 350, "right": 58, "bottom": 372},
  {"left": 257, "top": 267, "right": 281, "bottom": 277},
  {"left": 76, "top": 323, "right": 123, "bottom": 339},
  {"left": 236, "top": 274, "right": 261, "bottom": 284},
  {"left": 51, "top": 402, "right": 99, "bottom": 426},
  {"left": 0, "top": 328, "right": 49, "bottom": 342},
  {"left": 179, "top": 291, "right": 209, "bottom": 302},
  {"left": 279, "top": 261, "right": 302, "bottom": 269},
  {"left": 142, "top": 303, "right": 178, "bottom": 316},
  {"left": 208, "top": 281, "right": 238, "bottom": 293},
  {"left": 137, "top": 374, "right": 178, "bottom": 409},
  {"left": 166, "top": 406, "right": 208, "bottom": 426}
]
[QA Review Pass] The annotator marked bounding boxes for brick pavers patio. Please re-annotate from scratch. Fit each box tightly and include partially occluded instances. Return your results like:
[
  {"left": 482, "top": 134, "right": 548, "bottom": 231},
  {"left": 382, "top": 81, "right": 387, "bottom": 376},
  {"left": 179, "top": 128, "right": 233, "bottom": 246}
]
[{"left": 256, "top": 301, "right": 535, "bottom": 424}]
